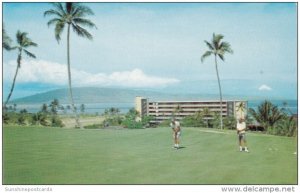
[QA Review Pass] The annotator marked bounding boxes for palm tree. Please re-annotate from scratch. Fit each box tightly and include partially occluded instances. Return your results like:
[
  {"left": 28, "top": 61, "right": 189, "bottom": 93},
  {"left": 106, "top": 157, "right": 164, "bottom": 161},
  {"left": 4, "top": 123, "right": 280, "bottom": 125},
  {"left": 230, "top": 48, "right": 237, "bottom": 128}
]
[
  {"left": 5, "top": 31, "right": 37, "bottom": 106},
  {"left": 41, "top": 103, "right": 48, "bottom": 114},
  {"left": 80, "top": 104, "right": 85, "bottom": 114},
  {"left": 249, "top": 100, "right": 285, "bottom": 131},
  {"left": 201, "top": 33, "right": 233, "bottom": 129},
  {"left": 236, "top": 102, "right": 246, "bottom": 119},
  {"left": 109, "top": 107, "right": 120, "bottom": 116},
  {"left": 44, "top": 3, "right": 96, "bottom": 128},
  {"left": 49, "top": 99, "right": 60, "bottom": 115}
]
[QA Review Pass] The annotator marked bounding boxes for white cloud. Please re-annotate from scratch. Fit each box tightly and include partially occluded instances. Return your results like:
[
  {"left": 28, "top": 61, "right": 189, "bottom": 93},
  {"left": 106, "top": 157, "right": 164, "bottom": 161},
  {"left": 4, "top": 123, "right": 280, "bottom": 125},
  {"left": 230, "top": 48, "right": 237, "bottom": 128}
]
[
  {"left": 3, "top": 59, "right": 180, "bottom": 88},
  {"left": 258, "top": 84, "right": 272, "bottom": 91}
]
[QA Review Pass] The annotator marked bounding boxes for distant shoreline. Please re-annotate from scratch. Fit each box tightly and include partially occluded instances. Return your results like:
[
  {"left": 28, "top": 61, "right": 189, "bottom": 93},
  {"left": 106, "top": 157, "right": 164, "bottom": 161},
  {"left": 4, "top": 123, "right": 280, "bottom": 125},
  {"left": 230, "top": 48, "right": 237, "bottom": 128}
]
[{"left": 6, "top": 99, "right": 298, "bottom": 115}]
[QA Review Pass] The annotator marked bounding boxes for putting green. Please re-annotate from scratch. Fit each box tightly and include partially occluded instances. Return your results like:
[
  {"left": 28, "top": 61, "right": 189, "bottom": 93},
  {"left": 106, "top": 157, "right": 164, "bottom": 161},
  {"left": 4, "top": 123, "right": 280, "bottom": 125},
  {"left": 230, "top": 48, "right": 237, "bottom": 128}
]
[{"left": 3, "top": 126, "right": 297, "bottom": 184}]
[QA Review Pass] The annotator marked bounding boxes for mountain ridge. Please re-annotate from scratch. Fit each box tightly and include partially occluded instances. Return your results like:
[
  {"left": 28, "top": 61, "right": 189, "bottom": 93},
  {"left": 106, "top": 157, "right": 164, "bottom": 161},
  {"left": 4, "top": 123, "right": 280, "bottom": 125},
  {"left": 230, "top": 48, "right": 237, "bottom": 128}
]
[{"left": 8, "top": 87, "right": 293, "bottom": 105}]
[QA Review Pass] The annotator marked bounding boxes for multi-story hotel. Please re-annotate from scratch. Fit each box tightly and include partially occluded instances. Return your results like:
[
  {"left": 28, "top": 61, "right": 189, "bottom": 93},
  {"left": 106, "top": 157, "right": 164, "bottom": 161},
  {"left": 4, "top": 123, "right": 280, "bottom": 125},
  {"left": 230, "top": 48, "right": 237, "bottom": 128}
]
[{"left": 135, "top": 96, "right": 247, "bottom": 124}]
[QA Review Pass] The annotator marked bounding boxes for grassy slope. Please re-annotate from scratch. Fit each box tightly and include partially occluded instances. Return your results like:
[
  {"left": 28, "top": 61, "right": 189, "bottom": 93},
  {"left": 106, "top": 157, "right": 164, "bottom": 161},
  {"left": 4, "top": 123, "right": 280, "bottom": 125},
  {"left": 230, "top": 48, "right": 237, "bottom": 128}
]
[
  {"left": 60, "top": 116, "right": 105, "bottom": 128},
  {"left": 3, "top": 126, "right": 297, "bottom": 184}
]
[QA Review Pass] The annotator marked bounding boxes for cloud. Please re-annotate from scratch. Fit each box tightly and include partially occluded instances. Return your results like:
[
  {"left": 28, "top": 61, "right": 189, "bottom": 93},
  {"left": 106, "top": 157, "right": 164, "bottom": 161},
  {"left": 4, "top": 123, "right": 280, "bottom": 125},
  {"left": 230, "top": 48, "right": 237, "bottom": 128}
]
[
  {"left": 258, "top": 84, "right": 272, "bottom": 91},
  {"left": 3, "top": 60, "right": 180, "bottom": 88}
]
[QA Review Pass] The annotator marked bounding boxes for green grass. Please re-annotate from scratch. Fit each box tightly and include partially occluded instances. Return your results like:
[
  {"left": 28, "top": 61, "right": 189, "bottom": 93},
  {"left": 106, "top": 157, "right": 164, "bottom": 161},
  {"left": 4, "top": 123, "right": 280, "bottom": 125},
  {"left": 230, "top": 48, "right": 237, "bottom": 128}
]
[{"left": 3, "top": 125, "right": 297, "bottom": 184}]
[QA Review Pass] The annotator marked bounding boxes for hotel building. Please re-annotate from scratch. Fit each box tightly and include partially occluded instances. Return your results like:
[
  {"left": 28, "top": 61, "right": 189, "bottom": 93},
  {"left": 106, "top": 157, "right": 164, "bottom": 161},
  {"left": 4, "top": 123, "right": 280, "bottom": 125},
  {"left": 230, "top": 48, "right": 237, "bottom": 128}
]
[{"left": 135, "top": 96, "right": 247, "bottom": 124}]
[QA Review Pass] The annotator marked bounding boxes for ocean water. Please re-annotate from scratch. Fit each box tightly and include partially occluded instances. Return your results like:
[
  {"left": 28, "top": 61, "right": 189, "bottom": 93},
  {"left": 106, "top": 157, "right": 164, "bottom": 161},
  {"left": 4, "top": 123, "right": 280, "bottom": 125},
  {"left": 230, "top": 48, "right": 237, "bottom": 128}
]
[
  {"left": 247, "top": 100, "right": 298, "bottom": 114},
  {"left": 14, "top": 102, "right": 134, "bottom": 114},
  {"left": 11, "top": 100, "right": 298, "bottom": 115}
]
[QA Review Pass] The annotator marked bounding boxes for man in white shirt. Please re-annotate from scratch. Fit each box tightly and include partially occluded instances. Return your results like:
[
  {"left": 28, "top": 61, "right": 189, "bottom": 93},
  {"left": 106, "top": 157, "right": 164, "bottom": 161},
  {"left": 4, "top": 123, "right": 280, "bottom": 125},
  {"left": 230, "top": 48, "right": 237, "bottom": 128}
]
[
  {"left": 170, "top": 118, "right": 181, "bottom": 149},
  {"left": 236, "top": 118, "right": 249, "bottom": 152}
]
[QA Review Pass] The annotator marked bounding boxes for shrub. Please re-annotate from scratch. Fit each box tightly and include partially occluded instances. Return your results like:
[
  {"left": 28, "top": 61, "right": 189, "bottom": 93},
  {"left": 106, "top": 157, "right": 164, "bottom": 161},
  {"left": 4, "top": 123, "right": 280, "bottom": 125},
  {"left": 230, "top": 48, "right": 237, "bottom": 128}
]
[
  {"left": 141, "top": 115, "right": 154, "bottom": 128},
  {"left": 212, "top": 112, "right": 221, "bottom": 129},
  {"left": 31, "top": 112, "right": 49, "bottom": 126},
  {"left": 104, "top": 116, "right": 123, "bottom": 126},
  {"left": 159, "top": 119, "right": 171, "bottom": 127},
  {"left": 3, "top": 113, "right": 10, "bottom": 124},
  {"left": 122, "top": 119, "right": 143, "bottom": 129},
  {"left": 17, "top": 114, "right": 26, "bottom": 125},
  {"left": 122, "top": 108, "right": 143, "bottom": 129},
  {"left": 50, "top": 116, "right": 64, "bottom": 127},
  {"left": 84, "top": 124, "right": 103, "bottom": 129},
  {"left": 272, "top": 116, "right": 297, "bottom": 137},
  {"left": 181, "top": 115, "right": 205, "bottom": 127},
  {"left": 223, "top": 116, "right": 236, "bottom": 130}
]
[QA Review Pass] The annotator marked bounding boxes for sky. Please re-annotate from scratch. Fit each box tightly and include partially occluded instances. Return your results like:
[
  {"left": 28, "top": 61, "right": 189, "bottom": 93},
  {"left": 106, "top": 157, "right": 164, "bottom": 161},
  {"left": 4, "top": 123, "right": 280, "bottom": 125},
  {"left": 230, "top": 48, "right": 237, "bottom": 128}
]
[{"left": 2, "top": 2, "right": 298, "bottom": 100}]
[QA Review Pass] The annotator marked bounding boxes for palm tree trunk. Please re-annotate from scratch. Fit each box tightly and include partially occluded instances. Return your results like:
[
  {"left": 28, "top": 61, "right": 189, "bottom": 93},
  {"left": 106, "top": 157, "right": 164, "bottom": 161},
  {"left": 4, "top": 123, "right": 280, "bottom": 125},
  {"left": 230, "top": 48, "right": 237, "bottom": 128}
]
[
  {"left": 67, "top": 24, "right": 82, "bottom": 129},
  {"left": 5, "top": 52, "right": 21, "bottom": 107},
  {"left": 214, "top": 54, "right": 223, "bottom": 130}
]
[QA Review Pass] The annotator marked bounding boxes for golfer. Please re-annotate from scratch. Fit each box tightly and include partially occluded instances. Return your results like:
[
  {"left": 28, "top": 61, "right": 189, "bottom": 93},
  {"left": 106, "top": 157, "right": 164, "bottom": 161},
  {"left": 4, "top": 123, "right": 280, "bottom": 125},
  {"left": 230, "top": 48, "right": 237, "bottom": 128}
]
[
  {"left": 236, "top": 118, "right": 249, "bottom": 152},
  {"left": 170, "top": 118, "right": 181, "bottom": 149}
]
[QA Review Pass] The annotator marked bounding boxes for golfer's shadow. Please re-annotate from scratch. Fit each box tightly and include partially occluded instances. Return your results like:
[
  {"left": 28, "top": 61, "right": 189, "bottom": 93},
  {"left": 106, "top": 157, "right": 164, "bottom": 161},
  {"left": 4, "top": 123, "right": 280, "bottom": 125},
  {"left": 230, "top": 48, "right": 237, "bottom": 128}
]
[{"left": 178, "top": 146, "right": 186, "bottom": 149}]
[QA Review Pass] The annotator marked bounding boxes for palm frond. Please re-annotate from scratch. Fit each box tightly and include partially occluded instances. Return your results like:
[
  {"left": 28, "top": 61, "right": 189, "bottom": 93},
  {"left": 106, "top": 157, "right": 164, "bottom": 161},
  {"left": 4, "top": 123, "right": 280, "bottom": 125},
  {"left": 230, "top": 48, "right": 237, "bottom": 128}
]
[
  {"left": 73, "top": 18, "right": 97, "bottom": 29},
  {"left": 218, "top": 53, "right": 224, "bottom": 61},
  {"left": 220, "top": 41, "right": 233, "bottom": 54},
  {"left": 23, "top": 41, "right": 38, "bottom": 48},
  {"left": 23, "top": 49, "right": 36, "bottom": 58},
  {"left": 47, "top": 18, "right": 63, "bottom": 27},
  {"left": 213, "top": 33, "right": 224, "bottom": 44},
  {"left": 212, "top": 33, "right": 224, "bottom": 50},
  {"left": 9, "top": 46, "right": 18, "bottom": 50},
  {"left": 54, "top": 21, "right": 65, "bottom": 43},
  {"left": 3, "top": 25, "right": 12, "bottom": 50},
  {"left": 201, "top": 51, "right": 213, "bottom": 63},
  {"left": 72, "top": 4, "right": 94, "bottom": 17},
  {"left": 52, "top": 3, "right": 66, "bottom": 15},
  {"left": 3, "top": 37, "right": 12, "bottom": 50},
  {"left": 71, "top": 24, "right": 93, "bottom": 40},
  {"left": 16, "top": 31, "right": 28, "bottom": 45},
  {"left": 44, "top": 9, "right": 63, "bottom": 18},
  {"left": 204, "top": 40, "right": 214, "bottom": 51}
]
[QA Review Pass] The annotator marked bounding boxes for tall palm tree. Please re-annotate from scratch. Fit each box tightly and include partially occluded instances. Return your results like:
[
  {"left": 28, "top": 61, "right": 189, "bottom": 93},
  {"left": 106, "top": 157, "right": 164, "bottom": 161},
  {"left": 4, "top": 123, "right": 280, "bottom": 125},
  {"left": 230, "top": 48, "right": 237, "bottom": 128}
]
[
  {"left": 5, "top": 31, "right": 37, "bottom": 106},
  {"left": 44, "top": 3, "right": 96, "bottom": 128},
  {"left": 201, "top": 33, "right": 233, "bottom": 129}
]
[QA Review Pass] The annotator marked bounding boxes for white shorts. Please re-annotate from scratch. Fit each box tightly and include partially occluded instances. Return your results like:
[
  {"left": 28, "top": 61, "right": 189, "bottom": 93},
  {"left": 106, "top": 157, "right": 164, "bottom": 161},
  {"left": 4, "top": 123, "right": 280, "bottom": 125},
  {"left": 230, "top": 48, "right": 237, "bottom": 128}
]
[{"left": 174, "top": 132, "right": 181, "bottom": 139}]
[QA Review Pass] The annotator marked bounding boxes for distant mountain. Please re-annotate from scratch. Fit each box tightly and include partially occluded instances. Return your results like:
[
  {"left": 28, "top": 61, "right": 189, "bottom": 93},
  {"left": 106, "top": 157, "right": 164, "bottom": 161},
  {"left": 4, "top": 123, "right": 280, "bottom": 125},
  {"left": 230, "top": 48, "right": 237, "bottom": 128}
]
[{"left": 9, "top": 87, "right": 255, "bottom": 104}]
